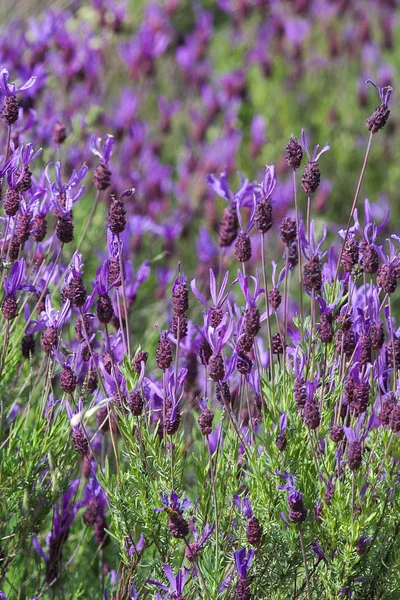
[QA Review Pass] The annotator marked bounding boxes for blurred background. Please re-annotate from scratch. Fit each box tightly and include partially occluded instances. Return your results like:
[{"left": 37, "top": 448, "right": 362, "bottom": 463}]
[{"left": 0, "top": 0, "right": 398, "bottom": 307}]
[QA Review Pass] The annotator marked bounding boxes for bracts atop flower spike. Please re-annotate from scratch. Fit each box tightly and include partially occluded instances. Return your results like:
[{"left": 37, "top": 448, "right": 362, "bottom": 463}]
[
  {"left": 301, "top": 128, "right": 330, "bottom": 194},
  {"left": 0, "top": 69, "right": 37, "bottom": 126},
  {"left": 90, "top": 133, "right": 115, "bottom": 190},
  {"left": 155, "top": 491, "right": 191, "bottom": 539},
  {"left": 365, "top": 79, "right": 393, "bottom": 134},
  {"left": 234, "top": 547, "right": 254, "bottom": 600}
]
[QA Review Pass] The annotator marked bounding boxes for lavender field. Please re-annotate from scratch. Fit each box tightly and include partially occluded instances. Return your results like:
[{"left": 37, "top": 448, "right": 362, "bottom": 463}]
[{"left": 0, "top": 1, "right": 400, "bottom": 598}]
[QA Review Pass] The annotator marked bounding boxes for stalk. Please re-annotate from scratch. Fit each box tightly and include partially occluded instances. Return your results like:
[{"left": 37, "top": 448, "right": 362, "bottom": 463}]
[
  {"left": 293, "top": 168, "right": 304, "bottom": 331},
  {"left": 184, "top": 537, "right": 212, "bottom": 600},
  {"left": 207, "top": 436, "right": 219, "bottom": 570},
  {"left": 117, "top": 234, "right": 131, "bottom": 359},
  {"left": 336, "top": 132, "right": 373, "bottom": 278},
  {"left": 260, "top": 232, "right": 274, "bottom": 387},
  {"left": 282, "top": 245, "right": 290, "bottom": 397},
  {"left": 0, "top": 320, "right": 10, "bottom": 381},
  {"left": 298, "top": 524, "right": 312, "bottom": 600}
]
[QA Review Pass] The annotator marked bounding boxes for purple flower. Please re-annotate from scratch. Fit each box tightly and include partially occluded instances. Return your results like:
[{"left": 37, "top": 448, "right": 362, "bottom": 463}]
[
  {"left": 127, "top": 534, "right": 145, "bottom": 557},
  {"left": 301, "top": 128, "right": 330, "bottom": 164},
  {"left": 185, "top": 522, "right": 214, "bottom": 562},
  {"left": 148, "top": 564, "right": 189, "bottom": 597},
  {"left": 311, "top": 540, "right": 327, "bottom": 562},
  {"left": 277, "top": 471, "right": 307, "bottom": 523},
  {"left": 203, "top": 311, "right": 234, "bottom": 355},
  {"left": 207, "top": 170, "right": 250, "bottom": 209},
  {"left": 300, "top": 220, "right": 327, "bottom": 261},
  {"left": 234, "top": 547, "right": 254, "bottom": 579},
  {"left": 257, "top": 163, "right": 276, "bottom": 200},
  {"left": 191, "top": 269, "right": 236, "bottom": 314},
  {"left": 90, "top": 133, "right": 115, "bottom": 165},
  {"left": 3, "top": 259, "right": 35, "bottom": 295},
  {"left": 233, "top": 495, "right": 254, "bottom": 518},
  {"left": 94, "top": 262, "right": 113, "bottom": 296},
  {"left": 366, "top": 79, "right": 393, "bottom": 105},
  {"left": 0, "top": 69, "right": 37, "bottom": 96},
  {"left": 41, "top": 296, "right": 70, "bottom": 329},
  {"left": 155, "top": 491, "right": 191, "bottom": 515},
  {"left": 32, "top": 480, "right": 80, "bottom": 583}
]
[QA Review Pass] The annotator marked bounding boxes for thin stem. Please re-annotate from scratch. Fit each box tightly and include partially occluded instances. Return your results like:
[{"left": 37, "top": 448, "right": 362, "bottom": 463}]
[
  {"left": 336, "top": 132, "right": 373, "bottom": 278},
  {"left": 117, "top": 235, "right": 131, "bottom": 359},
  {"left": 261, "top": 232, "right": 274, "bottom": 387},
  {"left": 298, "top": 524, "right": 311, "bottom": 600},
  {"left": 293, "top": 169, "right": 304, "bottom": 333},
  {"left": 104, "top": 323, "right": 121, "bottom": 476},
  {"left": 116, "top": 292, "right": 128, "bottom": 355},
  {"left": 184, "top": 537, "right": 212, "bottom": 600},
  {"left": 388, "top": 296, "right": 397, "bottom": 391},
  {"left": 282, "top": 245, "right": 290, "bottom": 398},
  {"left": 207, "top": 436, "right": 219, "bottom": 570},
  {"left": 0, "top": 320, "right": 10, "bottom": 381},
  {"left": 12, "top": 244, "right": 62, "bottom": 350},
  {"left": 170, "top": 439, "right": 174, "bottom": 491}
]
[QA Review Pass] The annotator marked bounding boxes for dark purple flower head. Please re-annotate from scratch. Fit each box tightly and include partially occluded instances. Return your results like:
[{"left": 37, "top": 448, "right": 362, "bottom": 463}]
[
  {"left": 0, "top": 69, "right": 37, "bottom": 96},
  {"left": 90, "top": 133, "right": 115, "bottom": 166},
  {"left": 234, "top": 547, "right": 254, "bottom": 579}
]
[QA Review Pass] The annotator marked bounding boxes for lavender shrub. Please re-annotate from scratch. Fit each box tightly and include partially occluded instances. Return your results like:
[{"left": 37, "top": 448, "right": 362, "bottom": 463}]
[{"left": 0, "top": 3, "right": 400, "bottom": 600}]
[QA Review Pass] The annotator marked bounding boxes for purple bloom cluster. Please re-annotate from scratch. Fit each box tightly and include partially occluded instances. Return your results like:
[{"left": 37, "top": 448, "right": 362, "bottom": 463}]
[{"left": 1, "top": 2, "right": 400, "bottom": 600}]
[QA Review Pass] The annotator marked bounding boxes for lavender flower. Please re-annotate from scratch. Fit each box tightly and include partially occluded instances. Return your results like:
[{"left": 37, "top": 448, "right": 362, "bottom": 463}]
[
  {"left": 234, "top": 548, "right": 254, "bottom": 600},
  {"left": 148, "top": 564, "right": 189, "bottom": 598},
  {"left": 301, "top": 129, "right": 330, "bottom": 194},
  {"left": 277, "top": 471, "right": 307, "bottom": 523},
  {"left": 33, "top": 480, "right": 80, "bottom": 584},
  {"left": 365, "top": 79, "right": 393, "bottom": 133}
]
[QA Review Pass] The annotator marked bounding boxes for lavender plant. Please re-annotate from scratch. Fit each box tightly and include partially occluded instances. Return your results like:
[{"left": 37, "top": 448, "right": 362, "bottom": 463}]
[{"left": 0, "top": 2, "right": 400, "bottom": 600}]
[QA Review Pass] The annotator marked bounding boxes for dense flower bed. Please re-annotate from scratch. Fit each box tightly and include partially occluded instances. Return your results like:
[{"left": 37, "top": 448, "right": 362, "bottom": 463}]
[{"left": 0, "top": 1, "right": 400, "bottom": 599}]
